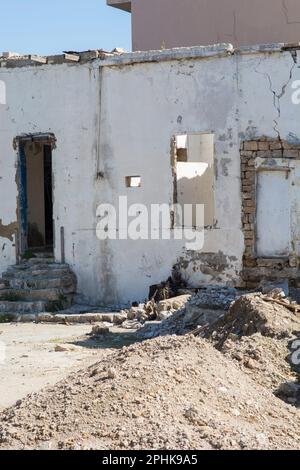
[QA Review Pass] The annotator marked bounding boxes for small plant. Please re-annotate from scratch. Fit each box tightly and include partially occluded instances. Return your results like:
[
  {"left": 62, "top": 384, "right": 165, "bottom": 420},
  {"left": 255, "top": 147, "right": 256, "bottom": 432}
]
[
  {"left": 0, "top": 314, "right": 15, "bottom": 323},
  {"left": 22, "top": 250, "right": 36, "bottom": 260}
]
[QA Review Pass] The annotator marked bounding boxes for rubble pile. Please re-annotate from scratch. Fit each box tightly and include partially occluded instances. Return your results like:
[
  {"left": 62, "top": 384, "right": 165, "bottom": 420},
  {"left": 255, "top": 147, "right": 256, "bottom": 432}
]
[
  {"left": 123, "top": 294, "right": 192, "bottom": 326},
  {"left": 135, "top": 288, "right": 300, "bottom": 405},
  {"left": 206, "top": 291, "right": 300, "bottom": 341},
  {"left": 204, "top": 292, "right": 300, "bottom": 405},
  {"left": 136, "top": 287, "right": 242, "bottom": 339},
  {"left": 1, "top": 334, "right": 300, "bottom": 450},
  {"left": 188, "top": 286, "right": 241, "bottom": 310}
]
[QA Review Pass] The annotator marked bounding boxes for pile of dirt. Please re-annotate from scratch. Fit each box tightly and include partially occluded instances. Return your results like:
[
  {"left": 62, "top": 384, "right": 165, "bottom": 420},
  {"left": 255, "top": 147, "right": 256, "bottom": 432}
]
[
  {"left": 1, "top": 334, "right": 300, "bottom": 450},
  {"left": 208, "top": 293, "right": 300, "bottom": 340},
  {"left": 204, "top": 293, "right": 300, "bottom": 404}
]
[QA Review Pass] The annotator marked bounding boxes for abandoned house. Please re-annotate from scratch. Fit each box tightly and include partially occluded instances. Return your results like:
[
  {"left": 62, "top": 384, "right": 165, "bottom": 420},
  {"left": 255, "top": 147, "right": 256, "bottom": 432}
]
[{"left": 0, "top": 42, "right": 300, "bottom": 309}]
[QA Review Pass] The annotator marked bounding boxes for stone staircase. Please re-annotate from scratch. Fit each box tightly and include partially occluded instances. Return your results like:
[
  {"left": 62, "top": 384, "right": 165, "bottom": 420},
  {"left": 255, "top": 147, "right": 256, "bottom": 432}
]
[{"left": 0, "top": 254, "right": 77, "bottom": 320}]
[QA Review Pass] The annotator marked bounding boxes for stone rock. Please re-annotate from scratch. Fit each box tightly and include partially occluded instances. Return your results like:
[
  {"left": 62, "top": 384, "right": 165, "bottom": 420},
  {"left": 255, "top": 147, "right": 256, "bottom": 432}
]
[
  {"left": 54, "top": 345, "right": 68, "bottom": 352},
  {"left": 277, "top": 382, "right": 300, "bottom": 398},
  {"left": 113, "top": 313, "right": 127, "bottom": 325},
  {"left": 127, "top": 307, "right": 138, "bottom": 320},
  {"left": 107, "top": 368, "right": 117, "bottom": 379},
  {"left": 157, "top": 295, "right": 191, "bottom": 313},
  {"left": 90, "top": 324, "right": 109, "bottom": 336},
  {"left": 158, "top": 310, "right": 173, "bottom": 321},
  {"left": 245, "top": 358, "right": 257, "bottom": 370},
  {"left": 259, "top": 280, "right": 289, "bottom": 297}
]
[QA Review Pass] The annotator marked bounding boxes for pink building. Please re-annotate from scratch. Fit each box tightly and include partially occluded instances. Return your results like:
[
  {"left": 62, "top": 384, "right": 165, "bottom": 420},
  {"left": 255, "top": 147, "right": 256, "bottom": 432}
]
[{"left": 107, "top": 0, "right": 300, "bottom": 51}]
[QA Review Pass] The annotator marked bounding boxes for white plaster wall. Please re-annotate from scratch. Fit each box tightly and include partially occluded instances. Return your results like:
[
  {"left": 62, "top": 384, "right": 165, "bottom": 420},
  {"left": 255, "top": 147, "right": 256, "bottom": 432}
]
[
  {"left": 256, "top": 170, "right": 291, "bottom": 257},
  {"left": 98, "top": 57, "right": 242, "bottom": 303},
  {"left": 97, "top": 50, "right": 300, "bottom": 303},
  {"left": 0, "top": 48, "right": 300, "bottom": 306},
  {"left": 0, "top": 63, "right": 100, "bottom": 302}
]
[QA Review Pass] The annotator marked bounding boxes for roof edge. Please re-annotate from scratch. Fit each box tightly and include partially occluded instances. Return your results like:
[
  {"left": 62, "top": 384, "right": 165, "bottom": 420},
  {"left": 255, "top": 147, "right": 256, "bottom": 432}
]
[
  {"left": 106, "top": 1, "right": 131, "bottom": 13},
  {"left": 1, "top": 42, "right": 299, "bottom": 70}
]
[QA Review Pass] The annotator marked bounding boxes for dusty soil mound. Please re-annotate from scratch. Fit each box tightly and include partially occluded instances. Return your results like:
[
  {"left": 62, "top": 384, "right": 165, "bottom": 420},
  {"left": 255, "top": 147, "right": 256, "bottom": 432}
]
[
  {"left": 205, "top": 294, "right": 300, "bottom": 403},
  {"left": 210, "top": 293, "right": 300, "bottom": 340},
  {"left": 1, "top": 335, "right": 300, "bottom": 450}
]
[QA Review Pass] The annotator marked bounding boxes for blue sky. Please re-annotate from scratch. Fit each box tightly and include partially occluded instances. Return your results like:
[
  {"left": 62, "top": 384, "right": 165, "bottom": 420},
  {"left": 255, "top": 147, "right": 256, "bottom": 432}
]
[{"left": 0, "top": 0, "right": 131, "bottom": 56}]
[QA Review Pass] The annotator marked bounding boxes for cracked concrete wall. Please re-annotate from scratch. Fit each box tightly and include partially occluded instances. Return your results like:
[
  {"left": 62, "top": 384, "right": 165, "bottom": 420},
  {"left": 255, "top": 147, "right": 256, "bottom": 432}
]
[
  {"left": 0, "top": 47, "right": 300, "bottom": 305},
  {"left": 0, "top": 64, "right": 100, "bottom": 301},
  {"left": 132, "top": 0, "right": 300, "bottom": 51},
  {"left": 98, "top": 49, "right": 300, "bottom": 303}
]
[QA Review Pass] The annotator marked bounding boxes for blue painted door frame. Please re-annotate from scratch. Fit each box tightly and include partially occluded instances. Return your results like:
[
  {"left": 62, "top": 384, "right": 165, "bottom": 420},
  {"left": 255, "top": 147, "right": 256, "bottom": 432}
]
[{"left": 18, "top": 142, "right": 28, "bottom": 254}]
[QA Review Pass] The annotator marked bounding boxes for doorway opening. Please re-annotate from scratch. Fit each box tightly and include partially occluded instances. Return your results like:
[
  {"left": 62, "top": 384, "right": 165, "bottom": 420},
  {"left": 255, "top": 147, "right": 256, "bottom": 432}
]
[{"left": 17, "top": 135, "right": 55, "bottom": 258}]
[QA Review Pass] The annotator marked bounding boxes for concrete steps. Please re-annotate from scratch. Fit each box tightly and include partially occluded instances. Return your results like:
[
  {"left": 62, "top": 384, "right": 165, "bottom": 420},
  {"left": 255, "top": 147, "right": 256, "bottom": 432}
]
[
  {"left": 3, "top": 266, "right": 71, "bottom": 280},
  {"left": 0, "top": 300, "right": 47, "bottom": 314},
  {"left": 5, "top": 276, "right": 75, "bottom": 292},
  {"left": 0, "top": 288, "right": 63, "bottom": 302},
  {"left": 0, "top": 254, "right": 77, "bottom": 319}
]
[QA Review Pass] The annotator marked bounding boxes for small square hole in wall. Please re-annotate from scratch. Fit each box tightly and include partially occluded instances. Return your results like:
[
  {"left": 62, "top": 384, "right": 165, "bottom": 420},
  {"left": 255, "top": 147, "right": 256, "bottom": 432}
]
[{"left": 126, "top": 176, "right": 141, "bottom": 188}]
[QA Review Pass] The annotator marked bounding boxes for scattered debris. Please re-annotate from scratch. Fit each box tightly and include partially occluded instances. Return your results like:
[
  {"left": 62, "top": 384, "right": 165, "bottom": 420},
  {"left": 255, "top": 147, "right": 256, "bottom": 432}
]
[
  {"left": 189, "top": 286, "right": 242, "bottom": 310},
  {"left": 136, "top": 287, "right": 242, "bottom": 339}
]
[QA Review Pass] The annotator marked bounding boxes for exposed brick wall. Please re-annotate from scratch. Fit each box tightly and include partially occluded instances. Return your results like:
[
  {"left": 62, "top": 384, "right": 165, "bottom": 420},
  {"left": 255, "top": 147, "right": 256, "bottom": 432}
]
[{"left": 240, "top": 138, "right": 300, "bottom": 288}]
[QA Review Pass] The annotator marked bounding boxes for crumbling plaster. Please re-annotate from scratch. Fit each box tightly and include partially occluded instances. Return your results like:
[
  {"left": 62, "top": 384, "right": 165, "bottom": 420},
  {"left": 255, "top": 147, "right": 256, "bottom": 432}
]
[{"left": 0, "top": 44, "right": 300, "bottom": 305}]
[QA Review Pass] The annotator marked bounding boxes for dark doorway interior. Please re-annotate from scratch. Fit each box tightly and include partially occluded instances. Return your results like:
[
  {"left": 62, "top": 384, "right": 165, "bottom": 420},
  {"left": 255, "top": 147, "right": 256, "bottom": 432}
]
[
  {"left": 19, "top": 139, "right": 54, "bottom": 255},
  {"left": 44, "top": 145, "right": 53, "bottom": 248}
]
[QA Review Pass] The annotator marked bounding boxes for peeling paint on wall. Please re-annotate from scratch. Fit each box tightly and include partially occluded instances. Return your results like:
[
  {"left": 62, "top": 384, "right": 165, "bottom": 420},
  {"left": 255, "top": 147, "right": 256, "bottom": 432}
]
[
  {"left": 173, "top": 250, "right": 238, "bottom": 286},
  {"left": 0, "top": 219, "right": 17, "bottom": 242}
]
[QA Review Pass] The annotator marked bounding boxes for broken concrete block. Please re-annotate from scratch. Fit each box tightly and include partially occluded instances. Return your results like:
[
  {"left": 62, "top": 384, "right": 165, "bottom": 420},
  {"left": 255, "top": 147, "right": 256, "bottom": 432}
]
[
  {"left": 113, "top": 313, "right": 128, "bottom": 325},
  {"left": 127, "top": 307, "right": 139, "bottom": 320},
  {"left": 157, "top": 294, "right": 191, "bottom": 313},
  {"left": 158, "top": 310, "right": 173, "bottom": 321}
]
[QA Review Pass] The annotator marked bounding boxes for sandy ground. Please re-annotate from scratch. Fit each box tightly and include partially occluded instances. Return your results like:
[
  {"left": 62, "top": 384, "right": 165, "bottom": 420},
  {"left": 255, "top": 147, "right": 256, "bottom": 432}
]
[
  {"left": 1, "top": 294, "right": 300, "bottom": 450},
  {"left": 1, "top": 334, "right": 300, "bottom": 450},
  {"left": 0, "top": 322, "right": 138, "bottom": 411}
]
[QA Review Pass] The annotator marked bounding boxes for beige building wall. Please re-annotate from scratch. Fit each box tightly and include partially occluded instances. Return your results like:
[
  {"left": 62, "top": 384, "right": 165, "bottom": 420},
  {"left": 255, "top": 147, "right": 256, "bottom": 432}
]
[{"left": 109, "top": 0, "right": 300, "bottom": 51}]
